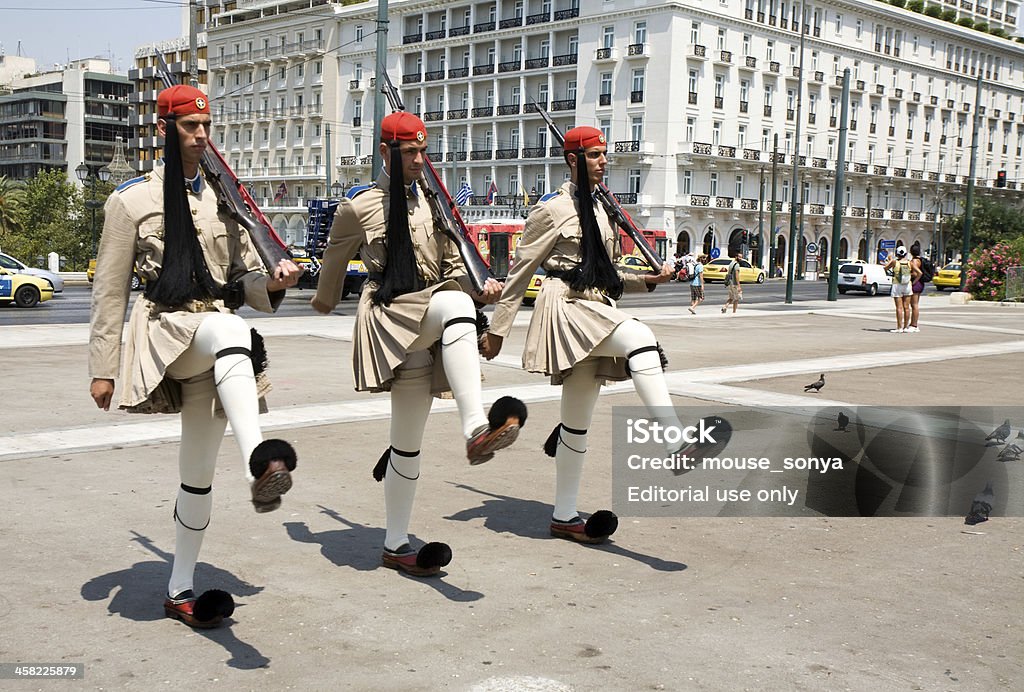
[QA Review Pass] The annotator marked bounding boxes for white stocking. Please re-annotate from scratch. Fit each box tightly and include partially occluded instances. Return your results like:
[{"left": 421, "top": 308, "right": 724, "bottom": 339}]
[
  {"left": 553, "top": 359, "right": 603, "bottom": 522},
  {"left": 383, "top": 369, "right": 433, "bottom": 551},
  {"left": 407, "top": 290, "right": 488, "bottom": 438}
]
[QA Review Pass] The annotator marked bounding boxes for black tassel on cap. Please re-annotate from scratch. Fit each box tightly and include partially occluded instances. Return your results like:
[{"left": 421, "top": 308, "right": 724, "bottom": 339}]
[
  {"left": 372, "top": 142, "right": 419, "bottom": 306},
  {"left": 144, "top": 114, "right": 221, "bottom": 308},
  {"left": 565, "top": 149, "right": 622, "bottom": 299}
]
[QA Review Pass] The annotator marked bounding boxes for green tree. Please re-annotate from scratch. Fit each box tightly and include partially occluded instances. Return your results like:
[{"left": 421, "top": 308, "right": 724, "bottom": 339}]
[
  {"left": 948, "top": 197, "right": 1024, "bottom": 252},
  {"left": 924, "top": 4, "right": 943, "bottom": 18},
  {"left": 0, "top": 175, "right": 27, "bottom": 249},
  {"left": 8, "top": 169, "right": 96, "bottom": 269}
]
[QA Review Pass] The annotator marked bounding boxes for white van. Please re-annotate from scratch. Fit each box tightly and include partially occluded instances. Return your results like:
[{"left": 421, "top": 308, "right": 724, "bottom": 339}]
[{"left": 837, "top": 262, "right": 893, "bottom": 296}]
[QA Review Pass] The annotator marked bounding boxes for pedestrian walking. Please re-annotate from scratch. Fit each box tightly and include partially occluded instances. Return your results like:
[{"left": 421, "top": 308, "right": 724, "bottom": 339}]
[
  {"left": 721, "top": 248, "right": 743, "bottom": 314},
  {"left": 89, "top": 85, "right": 303, "bottom": 628},
  {"left": 688, "top": 253, "right": 706, "bottom": 314}
]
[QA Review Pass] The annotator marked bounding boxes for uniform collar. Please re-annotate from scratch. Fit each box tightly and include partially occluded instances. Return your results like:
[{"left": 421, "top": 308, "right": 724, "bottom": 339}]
[
  {"left": 157, "top": 158, "right": 203, "bottom": 195},
  {"left": 377, "top": 169, "right": 419, "bottom": 199}
]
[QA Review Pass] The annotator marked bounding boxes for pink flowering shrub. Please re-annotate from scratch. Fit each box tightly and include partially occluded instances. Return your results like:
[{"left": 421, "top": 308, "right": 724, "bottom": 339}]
[{"left": 964, "top": 241, "right": 1024, "bottom": 301}]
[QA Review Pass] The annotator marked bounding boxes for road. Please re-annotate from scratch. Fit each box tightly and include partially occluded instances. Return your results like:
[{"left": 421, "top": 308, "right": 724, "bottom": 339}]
[{"left": 0, "top": 278, "right": 925, "bottom": 326}]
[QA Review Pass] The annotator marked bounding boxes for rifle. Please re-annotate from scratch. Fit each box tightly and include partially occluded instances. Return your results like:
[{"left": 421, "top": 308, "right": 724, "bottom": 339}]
[
  {"left": 378, "top": 71, "right": 492, "bottom": 293},
  {"left": 533, "top": 103, "right": 664, "bottom": 273},
  {"left": 154, "top": 56, "right": 296, "bottom": 274}
]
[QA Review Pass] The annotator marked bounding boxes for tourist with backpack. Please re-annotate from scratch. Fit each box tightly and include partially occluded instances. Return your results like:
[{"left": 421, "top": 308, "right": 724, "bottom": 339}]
[
  {"left": 721, "top": 248, "right": 744, "bottom": 314},
  {"left": 883, "top": 245, "right": 920, "bottom": 333},
  {"left": 908, "top": 242, "right": 931, "bottom": 333},
  {"left": 688, "top": 254, "right": 706, "bottom": 314}
]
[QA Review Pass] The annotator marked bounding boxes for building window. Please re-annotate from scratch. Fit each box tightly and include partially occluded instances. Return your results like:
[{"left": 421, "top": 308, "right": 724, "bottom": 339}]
[
  {"left": 602, "top": 26, "right": 614, "bottom": 49},
  {"left": 710, "top": 172, "right": 718, "bottom": 197},
  {"left": 683, "top": 170, "right": 692, "bottom": 195},
  {"left": 634, "top": 21, "right": 647, "bottom": 45},
  {"left": 690, "top": 22, "right": 700, "bottom": 45},
  {"left": 628, "top": 169, "right": 641, "bottom": 194}
]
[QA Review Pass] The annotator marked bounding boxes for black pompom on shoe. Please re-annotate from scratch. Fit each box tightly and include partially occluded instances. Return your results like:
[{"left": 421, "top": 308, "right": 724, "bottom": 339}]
[
  {"left": 249, "top": 439, "right": 297, "bottom": 513},
  {"left": 467, "top": 397, "right": 528, "bottom": 465},
  {"left": 488, "top": 396, "right": 528, "bottom": 430},
  {"left": 382, "top": 542, "right": 453, "bottom": 577},
  {"left": 585, "top": 510, "right": 619, "bottom": 540},
  {"left": 417, "top": 542, "right": 453, "bottom": 570},
  {"left": 193, "top": 589, "right": 236, "bottom": 622}
]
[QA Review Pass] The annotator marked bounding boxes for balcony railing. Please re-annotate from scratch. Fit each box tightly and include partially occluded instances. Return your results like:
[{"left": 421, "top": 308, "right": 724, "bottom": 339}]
[
  {"left": 688, "top": 92, "right": 698, "bottom": 105},
  {"left": 633, "top": 91, "right": 646, "bottom": 104},
  {"left": 599, "top": 93, "right": 611, "bottom": 106},
  {"left": 449, "top": 67, "right": 469, "bottom": 79},
  {"left": 769, "top": 61, "right": 780, "bottom": 73},
  {"left": 470, "top": 149, "right": 492, "bottom": 160},
  {"left": 812, "top": 157, "right": 826, "bottom": 168},
  {"left": 423, "top": 110, "right": 443, "bottom": 122},
  {"left": 495, "top": 148, "right": 519, "bottom": 159},
  {"left": 739, "top": 101, "right": 748, "bottom": 113},
  {"left": 474, "top": 21, "right": 496, "bottom": 33},
  {"left": 692, "top": 142, "right": 713, "bottom": 155},
  {"left": 499, "top": 17, "right": 522, "bottom": 30},
  {"left": 426, "top": 29, "right": 446, "bottom": 41},
  {"left": 551, "top": 99, "right": 576, "bottom": 111},
  {"left": 718, "top": 145, "right": 736, "bottom": 158},
  {"left": 472, "top": 106, "right": 493, "bottom": 117},
  {"left": 690, "top": 195, "right": 710, "bottom": 207},
  {"left": 522, "top": 147, "right": 546, "bottom": 158},
  {"left": 595, "top": 47, "right": 612, "bottom": 60},
  {"left": 497, "top": 104, "right": 520, "bottom": 115},
  {"left": 525, "top": 56, "right": 549, "bottom": 69},
  {"left": 692, "top": 45, "right": 706, "bottom": 58},
  {"left": 615, "top": 192, "right": 638, "bottom": 204},
  {"left": 718, "top": 50, "right": 732, "bottom": 63},
  {"left": 615, "top": 140, "right": 641, "bottom": 153},
  {"left": 627, "top": 42, "right": 646, "bottom": 56},
  {"left": 554, "top": 7, "right": 580, "bottom": 20},
  {"left": 445, "top": 151, "right": 468, "bottom": 162},
  {"left": 553, "top": 53, "right": 578, "bottom": 67},
  {"left": 809, "top": 204, "right": 825, "bottom": 214},
  {"left": 745, "top": 56, "right": 757, "bottom": 69},
  {"left": 425, "top": 70, "right": 444, "bottom": 81},
  {"left": 715, "top": 196, "right": 734, "bottom": 209},
  {"left": 499, "top": 60, "right": 521, "bottom": 73},
  {"left": 403, "top": 33, "right": 423, "bottom": 45},
  {"left": 764, "top": 105, "right": 773, "bottom": 117},
  {"left": 526, "top": 12, "right": 550, "bottom": 25},
  {"left": 427, "top": 152, "right": 443, "bottom": 162},
  {"left": 403, "top": 73, "right": 422, "bottom": 84},
  {"left": 741, "top": 198, "right": 759, "bottom": 210},
  {"left": 447, "top": 109, "right": 468, "bottom": 119},
  {"left": 743, "top": 148, "right": 761, "bottom": 161},
  {"left": 450, "top": 25, "right": 470, "bottom": 37},
  {"left": 714, "top": 96, "right": 724, "bottom": 108},
  {"left": 894, "top": 167, "right": 907, "bottom": 177},
  {"left": 873, "top": 165, "right": 888, "bottom": 175}
]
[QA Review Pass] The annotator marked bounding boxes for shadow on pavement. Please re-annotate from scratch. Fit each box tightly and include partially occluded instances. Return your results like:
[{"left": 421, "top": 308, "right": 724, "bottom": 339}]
[{"left": 445, "top": 483, "right": 688, "bottom": 573}]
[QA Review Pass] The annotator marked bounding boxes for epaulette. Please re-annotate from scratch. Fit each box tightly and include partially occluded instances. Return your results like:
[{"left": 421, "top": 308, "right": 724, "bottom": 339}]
[
  {"left": 346, "top": 183, "right": 375, "bottom": 199},
  {"left": 115, "top": 174, "right": 149, "bottom": 193},
  {"left": 538, "top": 190, "right": 561, "bottom": 203}
]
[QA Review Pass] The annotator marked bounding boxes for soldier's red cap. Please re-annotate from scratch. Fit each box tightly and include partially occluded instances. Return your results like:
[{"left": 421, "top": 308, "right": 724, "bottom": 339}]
[
  {"left": 564, "top": 126, "right": 606, "bottom": 150},
  {"left": 381, "top": 112, "right": 428, "bottom": 143},
  {"left": 157, "top": 85, "right": 211, "bottom": 117}
]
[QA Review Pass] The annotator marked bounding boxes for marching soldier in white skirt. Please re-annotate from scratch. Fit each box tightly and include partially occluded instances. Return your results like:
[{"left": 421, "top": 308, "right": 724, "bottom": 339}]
[
  {"left": 312, "top": 112, "right": 526, "bottom": 577},
  {"left": 89, "top": 85, "right": 302, "bottom": 628},
  {"left": 481, "top": 126, "right": 680, "bottom": 545}
]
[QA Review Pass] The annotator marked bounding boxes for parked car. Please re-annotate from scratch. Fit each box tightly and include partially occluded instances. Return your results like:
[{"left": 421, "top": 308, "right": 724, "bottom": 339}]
[
  {"left": 0, "top": 266, "right": 54, "bottom": 307},
  {"left": 87, "top": 258, "right": 144, "bottom": 290},
  {"left": 837, "top": 262, "right": 893, "bottom": 295},
  {"left": 932, "top": 263, "right": 963, "bottom": 291},
  {"left": 522, "top": 267, "right": 545, "bottom": 306},
  {"left": 616, "top": 254, "right": 653, "bottom": 273},
  {"left": 0, "top": 252, "right": 64, "bottom": 293},
  {"left": 702, "top": 258, "right": 766, "bottom": 283}
]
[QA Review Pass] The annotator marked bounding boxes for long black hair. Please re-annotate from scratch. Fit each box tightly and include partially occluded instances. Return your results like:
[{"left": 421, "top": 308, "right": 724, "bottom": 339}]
[
  {"left": 565, "top": 148, "right": 622, "bottom": 298},
  {"left": 372, "top": 141, "right": 419, "bottom": 306},
  {"left": 144, "top": 114, "right": 221, "bottom": 307}
]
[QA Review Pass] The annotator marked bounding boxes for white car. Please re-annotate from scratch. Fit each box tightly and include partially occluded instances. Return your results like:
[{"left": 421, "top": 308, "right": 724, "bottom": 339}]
[
  {"left": 837, "top": 262, "right": 892, "bottom": 296},
  {"left": 0, "top": 252, "right": 64, "bottom": 294}
]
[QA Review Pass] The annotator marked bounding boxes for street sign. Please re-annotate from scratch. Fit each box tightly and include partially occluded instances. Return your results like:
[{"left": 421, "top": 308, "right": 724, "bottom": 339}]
[
  {"left": 880, "top": 239, "right": 896, "bottom": 249},
  {"left": 710, "top": 247, "right": 721, "bottom": 259}
]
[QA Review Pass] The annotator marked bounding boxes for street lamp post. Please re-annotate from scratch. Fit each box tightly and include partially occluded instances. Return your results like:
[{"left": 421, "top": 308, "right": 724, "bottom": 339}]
[
  {"left": 864, "top": 183, "right": 872, "bottom": 263},
  {"left": 76, "top": 163, "right": 112, "bottom": 258},
  {"left": 331, "top": 181, "right": 343, "bottom": 199}
]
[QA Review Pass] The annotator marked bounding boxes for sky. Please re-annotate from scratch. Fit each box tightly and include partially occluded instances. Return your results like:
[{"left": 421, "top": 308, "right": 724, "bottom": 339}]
[{"left": 0, "top": 0, "right": 184, "bottom": 74}]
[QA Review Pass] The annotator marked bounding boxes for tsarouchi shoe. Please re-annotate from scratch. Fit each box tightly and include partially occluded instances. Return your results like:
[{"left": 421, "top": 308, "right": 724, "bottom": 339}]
[
  {"left": 550, "top": 510, "right": 619, "bottom": 545},
  {"left": 249, "top": 439, "right": 297, "bottom": 513},
  {"left": 163, "top": 589, "right": 234, "bottom": 629},
  {"left": 382, "top": 542, "right": 452, "bottom": 577},
  {"left": 466, "top": 396, "right": 528, "bottom": 465}
]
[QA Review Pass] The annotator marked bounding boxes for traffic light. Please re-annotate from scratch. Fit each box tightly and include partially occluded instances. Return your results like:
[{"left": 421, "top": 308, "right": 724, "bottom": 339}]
[{"left": 996, "top": 170, "right": 1007, "bottom": 187}]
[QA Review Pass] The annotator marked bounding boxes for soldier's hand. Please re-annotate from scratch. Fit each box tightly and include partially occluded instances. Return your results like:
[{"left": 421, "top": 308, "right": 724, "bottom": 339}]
[
  {"left": 91, "top": 378, "right": 115, "bottom": 411},
  {"left": 645, "top": 263, "right": 674, "bottom": 285},
  {"left": 480, "top": 332, "right": 503, "bottom": 360},
  {"left": 475, "top": 277, "right": 504, "bottom": 305},
  {"left": 267, "top": 259, "right": 302, "bottom": 292}
]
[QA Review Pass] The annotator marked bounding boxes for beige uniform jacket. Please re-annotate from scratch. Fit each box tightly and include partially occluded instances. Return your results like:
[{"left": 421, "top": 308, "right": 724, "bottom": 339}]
[
  {"left": 89, "top": 162, "right": 281, "bottom": 412},
  {"left": 314, "top": 171, "right": 474, "bottom": 392},
  {"left": 490, "top": 181, "right": 649, "bottom": 338}
]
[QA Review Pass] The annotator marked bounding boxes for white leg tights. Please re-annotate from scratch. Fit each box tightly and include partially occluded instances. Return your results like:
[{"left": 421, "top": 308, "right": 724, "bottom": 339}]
[
  {"left": 383, "top": 370, "right": 433, "bottom": 552},
  {"left": 553, "top": 359, "right": 603, "bottom": 522},
  {"left": 407, "top": 290, "right": 488, "bottom": 438}
]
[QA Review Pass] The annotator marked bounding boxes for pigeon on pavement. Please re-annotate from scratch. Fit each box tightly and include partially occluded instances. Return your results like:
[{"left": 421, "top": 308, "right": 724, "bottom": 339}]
[
  {"left": 964, "top": 482, "right": 994, "bottom": 525},
  {"left": 804, "top": 374, "right": 826, "bottom": 392},
  {"left": 985, "top": 419, "right": 1011, "bottom": 445},
  {"left": 997, "top": 443, "right": 1022, "bottom": 462},
  {"left": 836, "top": 411, "right": 849, "bottom": 432}
]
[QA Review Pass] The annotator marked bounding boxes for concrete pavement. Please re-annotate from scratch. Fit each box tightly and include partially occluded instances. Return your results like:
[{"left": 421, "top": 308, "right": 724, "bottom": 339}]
[{"left": 1, "top": 294, "right": 1021, "bottom": 691}]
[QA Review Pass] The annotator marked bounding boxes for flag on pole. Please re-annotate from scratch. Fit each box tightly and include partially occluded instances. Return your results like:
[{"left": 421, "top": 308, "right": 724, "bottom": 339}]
[
  {"left": 520, "top": 182, "right": 530, "bottom": 207},
  {"left": 454, "top": 181, "right": 474, "bottom": 206},
  {"left": 273, "top": 181, "right": 288, "bottom": 202},
  {"left": 486, "top": 181, "right": 498, "bottom": 205}
]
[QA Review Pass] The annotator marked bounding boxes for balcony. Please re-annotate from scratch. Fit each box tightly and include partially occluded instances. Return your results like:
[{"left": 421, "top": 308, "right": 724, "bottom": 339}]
[
  {"left": 890, "top": 209, "right": 904, "bottom": 220},
  {"left": 870, "top": 208, "right": 884, "bottom": 219},
  {"left": 908, "top": 211, "right": 921, "bottom": 221},
  {"left": 522, "top": 147, "right": 546, "bottom": 158},
  {"left": 739, "top": 101, "right": 748, "bottom": 113},
  {"left": 497, "top": 104, "right": 520, "bottom": 115},
  {"left": 551, "top": 99, "right": 576, "bottom": 111},
  {"left": 474, "top": 21, "right": 496, "bottom": 33},
  {"left": 870, "top": 123, "right": 877, "bottom": 134},
  {"left": 875, "top": 84, "right": 885, "bottom": 96},
  {"left": 615, "top": 192, "right": 638, "bottom": 204},
  {"left": 962, "top": 103, "right": 970, "bottom": 112},
  {"left": 423, "top": 110, "right": 443, "bottom": 122},
  {"left": 809, "top": 204, "right": 825, "bottom": 214},
  {"left": 692, "top": 142, "right": 713, "bottom": 155},
  {"left": 691, "top": 45, "right": 707, "bottom": 59},
  {"left": 470, "top": 149, "right": 492, "bottom": 160},
  {"left": 742, "top": 148, "right": 761, "bottom": 161},
  {"left": 427, "top": 152, "right": 443, "bottom": 163},
  {"left": 445, "top": 151, "right": 467, "bottom": 162},
  {"left": 632, "top": 91, "right": 645, "bottom": 104},
  {"left": 813, "top": 71, "right": 824, "bottom": 83},
  {"left": 426, "top": 29, "right": 446, "bottom": 41},
  {"left": 893, "top": 88, "right": 903, "bottom": 99},
  {"left": 523, "top": 102, "right": 546, "bottom": 113},
  {"left": 945, "top": 174, "right": 957, "bottom": 183},
  {"left": 499, "top": 60, "right": 521, "bottom": 73},
  {"left": 927, "top": 172, "right": 939, "bottom": 182},
  {"left": 741, "top": 198, "right": 759, "bottom": 210},
  {"left": 450, "top": 25, "right": 470, "bottom": 37},
  {"left": 614, "top": 140, "right": 641, "bottom": 153},
  {"left": 472, "top": 106, "right": 493, "bottom": 117},
  {"left": 349, "top": 79, "right": 362, "bottom": 90},
  {"left": 854, "top": 80, "right": 865, "bottom": 92},
  {"left": 690, "top": 194, "right": 710, "bottom": 207},
  {"left": 599, "top": 93, "right": 611, "bottom": 106},
  {"left": 930, "top": 95, "right": 939, "bottom": 106},
  {"left": 425, "top": 70, "right": 444, "bottom": 82},
  {"left": 595, "top": 47, "right": 613, "bottom": 61},
  {"left": 888, "top": 126, "right": 895, "bottom": 137},
  {"left": 787, "top": 108, "right": 795, "bottom": 121},
  {"left": 792, "top": 66, "right": 801, "bottom": 78},
  {"left": 554, "top": 7, "right": 580, "bottom": 20},
  {"left": 403, "top": 33, "right": 423, "bottom": 45},
  {"left": 525, "top": 56, "right": 549, "bottom": 69},
  {"left": 769, "top": 61, "right": 780, "bottom": 73},
  {"left": 812, "top": 157, "right": 826, "bottom": 168},
  {"left": 495, "top": 148, "right": 519, "bottom": 160},
  {"left": 447, "top": 109, "right": 468, "bottom": 119},
  {"left": 873, "top": 165, "right": 888, "bottom": 175},
  {"left": 808, "top": 113, "right": 816, "bottom": 124},
  {"left": 853, "top": 162, "right": 868, "bottom": 173},
  {"left": 526, "top": 12, "right": 550, "bottom": 25},
  {"left": 402, "top": 73, "right": 422, "bottom": 84},
  {"left": 688, "top": 92, "right": 698, "bottom": 105},
  {"left": 627, "top": 44, "right": 647, "bottom": 57},
  {"left": 715, "top": 50, "right": 732, "bottom": 64},
  {"left": 717, "top": 145, "right": 736, "bottom": 158},
  {"left": 449, "top": 67, "right": 469, "bottom": 79},
  {"left": 830, "top": 116, "right": 837, "bottom": 127},
  {"left": 352, "top": 116, "right": 361, "bottom": 127},
  {"left": 771, "top": 153, "right": 786, "bottom": 164},
  {"left": 946, "top": 99, "right": 955, "bottom": 109},
  {"left": 473, "top": 64, "right": 494, "bottom": 75},
  {"left": 715, "top": 196, "right": 735, "bottom": 209},
  {"left": 764, "top": 105, "right": 773, "bottom": 117},
  {"left": 549, "top": 146, "right": 564, "bottom": 157},
  {"left": 743, "top": 56, "right": 757, "bottom": 69},
  {"left": 498, "top": 17, "right": 522, "bottom": 30},
  {"left": 553, "top": 53, "right": 578, "bottom": 67}
]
